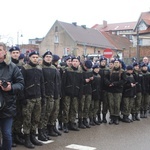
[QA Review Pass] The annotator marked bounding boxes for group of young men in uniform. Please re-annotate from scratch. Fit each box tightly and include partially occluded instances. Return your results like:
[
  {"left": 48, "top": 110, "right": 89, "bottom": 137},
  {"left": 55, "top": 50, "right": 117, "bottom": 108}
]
[{"left": 1, "top": 44, "right": 150, "bottom": 149}]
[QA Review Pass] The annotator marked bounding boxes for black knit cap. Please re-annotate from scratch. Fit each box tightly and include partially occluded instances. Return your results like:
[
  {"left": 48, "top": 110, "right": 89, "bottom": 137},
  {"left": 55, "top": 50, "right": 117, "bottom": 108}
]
[
  {"left": 92, "top": 64, "right": 99, "bottom": 69},
  {"left": 52, "top": 54, "right": 60, "bottom": 62},
  {"left": 126, "top": 65, "right": 133, "bottom": 70}
]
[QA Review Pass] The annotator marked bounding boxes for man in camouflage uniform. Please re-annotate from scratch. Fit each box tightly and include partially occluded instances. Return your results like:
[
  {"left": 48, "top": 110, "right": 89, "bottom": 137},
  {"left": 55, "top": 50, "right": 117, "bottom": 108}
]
[
  {"left": 62, "top": 56, "right": 83, "bottom": 133},
  {"left": 78, "top": 60, "right": 93, "bottom": 128},
  {"left": 22, "top": 51, "right": 45, "bottom": 148}
]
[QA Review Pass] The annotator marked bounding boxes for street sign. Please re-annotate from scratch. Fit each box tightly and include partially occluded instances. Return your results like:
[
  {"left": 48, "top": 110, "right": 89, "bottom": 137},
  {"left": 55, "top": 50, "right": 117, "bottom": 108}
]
[{"left": 103, "top": 48, "right": 113, "bottom": 58}]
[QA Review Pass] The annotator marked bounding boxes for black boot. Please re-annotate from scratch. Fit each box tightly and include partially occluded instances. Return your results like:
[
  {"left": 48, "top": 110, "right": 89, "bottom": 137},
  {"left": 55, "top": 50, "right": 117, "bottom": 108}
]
[
  {"left": 132, "top": 114, "right": 136, "bottom": 121},
  {"left": 63, "top": 123, "right": 69, "bottom": 133},
  {"left": 102, "top": 114, "right": 107, "bottom": 123},
  {"left": 97, "top": 114, "right": 102, "bottom": 124},
  {"left": 122, "top": 115, "right": 130, "bottom": 123},
  {"left": 135, "top": 113, "right": 140, "bottom": 121},
  {"left": 83, "top": 118, "right": 91, "bottom": 128},
  {"left": 24, "top": 134, "right": 35, "bottom": 149},
  {"left": 53, "top": 124, "right": 62, "bottom": 136},
  {"left": 109, "top": 116, "right": 114, "bottom": 125},
  {"left": 78, "top": 118, "right": 86, "bottom": 129},
  {"left": 14, "top": 133, "right": 25, "bottom": 145},
  {"left": 70, "top": 122, "right": 80, "bottom": 131},
  {"left": 47, "top": 125, "right": 58, "bottom": 137},
  {"left": 38, "top": 129, "right": 48, "bottom": 141},
  {"left": 89, "top": 117, "right": 96, "bottom": 126},
  {"left": 42, "top": 128, "right": 51, "bottom": 140},
  {"left": 114, "top": 116, "right": 119, "bottom": 125},
  {"left": 30, "top": 133, "right": 43, "bottom": 146},
  {"left": 140, "top": 110, "right": 144, "bottom": 118},
  {"left": 93, "top": 117, "right": 100, "bottom": 125},
  {"left": 144, "top": 110, "right": 148, "bottom": 118},
  {"left": 58, "top": 121, "right": 63, "bottom": 130}
]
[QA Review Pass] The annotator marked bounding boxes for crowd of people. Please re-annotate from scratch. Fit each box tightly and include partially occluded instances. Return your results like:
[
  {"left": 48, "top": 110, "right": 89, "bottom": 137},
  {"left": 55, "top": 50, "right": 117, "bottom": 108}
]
[{"left": 0, "top": 41, "right": 150, "bottom": 150}]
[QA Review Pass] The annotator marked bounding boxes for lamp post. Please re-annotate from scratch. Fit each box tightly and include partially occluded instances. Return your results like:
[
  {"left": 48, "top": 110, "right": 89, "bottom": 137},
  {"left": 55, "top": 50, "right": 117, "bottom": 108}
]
[
  {"left": 17, "top": 31, "right": 23, "bottom": 47},
  {"left": 136, "top": 24, "right": 140, "bottom": 62}
]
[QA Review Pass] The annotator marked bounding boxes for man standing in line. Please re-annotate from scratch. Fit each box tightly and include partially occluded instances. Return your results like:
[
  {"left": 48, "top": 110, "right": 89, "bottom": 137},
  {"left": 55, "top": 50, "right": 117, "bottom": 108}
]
[
  {"left": 9, "top": 46, "right": 25, "bottom": 147},
  {"left": 22, "top": 51, "right": 45, "bottom": 148},
  {"left": 0, "top": 42, "right": 24, "bottom": 150}
]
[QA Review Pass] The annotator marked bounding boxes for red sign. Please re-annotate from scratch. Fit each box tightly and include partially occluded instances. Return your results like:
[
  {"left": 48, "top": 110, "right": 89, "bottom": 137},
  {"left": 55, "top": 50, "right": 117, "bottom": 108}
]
[{"left": 103, "top": 48, "right": 113, "bottom": 58}]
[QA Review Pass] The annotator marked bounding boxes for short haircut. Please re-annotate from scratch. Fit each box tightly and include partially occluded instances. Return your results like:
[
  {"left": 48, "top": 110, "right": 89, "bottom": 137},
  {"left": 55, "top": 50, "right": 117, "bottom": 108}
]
[{"left": 0, "top": 42, "right": 6, "bottom": 50}]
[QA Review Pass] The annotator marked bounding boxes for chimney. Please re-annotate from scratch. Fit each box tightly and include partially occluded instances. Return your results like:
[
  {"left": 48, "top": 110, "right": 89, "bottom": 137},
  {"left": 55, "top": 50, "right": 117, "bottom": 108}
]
[
  {"left": 103, "top": 20, "right": 107, "bottom": 28},
  {"left": 72, "top": 22, "right": 77, "bottom": 26},
  {"left": 81, "top": 25, "right": 86, "bottom": 29}
]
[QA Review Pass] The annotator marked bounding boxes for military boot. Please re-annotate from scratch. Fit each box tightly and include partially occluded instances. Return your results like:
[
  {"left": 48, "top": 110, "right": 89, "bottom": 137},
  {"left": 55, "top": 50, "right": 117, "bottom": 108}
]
[
  {"left": 122, "top": 115, "right": 130, "bottom": 123},
  {"left": 89, "top": 117, "right": 96, "bottom": 126},
  {"left": 132, "top": 114, "right": 136, "bottom": 121},
  {"left": 140, "top": 110, "right": 144, "bottom": 118},
  {"left": 102, "top": 114, "right": 107, "bottom": 123},
  {"left": 135, "top": 113, "right": 140, "bottom": 121},
  {"left": 70, "top": 122, "right": 80, "bottom": 131},
  {"left": 144, "top": 110, "right": 148, "bottom": 118},
  {"left": 97, "top": 114, "right": 102, "bottom": 124},
  {"left": 24, "top": 134, "right": 35, "bottom": 149},
  {"left": 53, "top": 124, "right": 62, "bottom": 136},
  {"left": 30, "top": 133, "right": 43, "bottom": 146},
  {"left": 78, "top": 118, "right": 86, "bottom": 129},
  {"left": 42, "top": 128, "right": 51, "bottom": 140},
  {"left": 38, "top": 129, "right": 48, "bottom": 141},
  {"left": 114, "top": 116, "right": 119, "bottom": 125},
  {"left": 47, "top": 125, "right": 58, "bottom": 137},
  {"left": 63, "top": 123, "right": 69, "bottom": 133},
  {"left": 93, "top": 117, "right": 100, "bottom": 125},
  {"left": 83, "top": 118, "right": 91, "bottom": 128},
  {"left": 14, "top": 133, "right": 25, "bottom": 145}
]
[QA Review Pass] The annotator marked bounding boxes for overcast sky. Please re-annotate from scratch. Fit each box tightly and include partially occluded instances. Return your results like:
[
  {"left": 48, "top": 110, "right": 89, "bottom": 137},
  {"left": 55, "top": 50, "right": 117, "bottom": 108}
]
[{"left": 0, "top": 0, "right": 150, "bottom": 45}]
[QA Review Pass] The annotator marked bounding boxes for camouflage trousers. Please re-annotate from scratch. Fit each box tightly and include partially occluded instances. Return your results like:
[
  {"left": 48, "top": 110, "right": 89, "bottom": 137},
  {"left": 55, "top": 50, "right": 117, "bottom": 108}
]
[
  {"left": 141, "top": 93, "right": 150, "bottom": 111},
  {"left": 107, "top": 92, "right": 122, "bottom": 116},
  {"left": 131, "top": 92, "right": 142, "bottom": 114},
  {"left": 89, "top": 99, "right": 99, "bottom": 118},
  {"left": 38, "top": 96, "right": 54, "bottom": 129},
  {"left": 22, "top": 98, "right": 41, "bottom": 134},
  {"left": 12, "top": 99, "right": 23, "bottom": 133},
  {"left": 48, "top": 97, "right": 60, "bottom": 125},
  {"left": 121, "top": 97, "right": 134, "bottom": 116},
  {"left": 78, "top": 94, "right": 92, "bottom": 119},
  {"left": 62, "top": 96, "right": 78, "bottom": 123}
]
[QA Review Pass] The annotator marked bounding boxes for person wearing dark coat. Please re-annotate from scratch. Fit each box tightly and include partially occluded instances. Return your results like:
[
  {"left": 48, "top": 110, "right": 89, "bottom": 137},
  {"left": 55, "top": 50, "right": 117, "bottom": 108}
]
[
  {"left": 89, "top": 64, "right": 101, "bottom": 125},
  {"left": 0, "top": 42, "right": 24, "bottom": 150}
]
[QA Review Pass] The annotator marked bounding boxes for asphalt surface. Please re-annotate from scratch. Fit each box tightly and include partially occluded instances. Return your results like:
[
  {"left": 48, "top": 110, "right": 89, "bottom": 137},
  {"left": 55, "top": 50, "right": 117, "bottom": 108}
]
[{"left": 12, "top": 115, "right": 150, "bottom": 150}]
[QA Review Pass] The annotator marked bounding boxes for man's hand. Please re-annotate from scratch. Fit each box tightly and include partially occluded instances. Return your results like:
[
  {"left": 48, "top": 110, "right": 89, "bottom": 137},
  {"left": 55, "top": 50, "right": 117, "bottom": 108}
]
[{"left": 0, "top": 82, "right": 12, "bottom": 91}]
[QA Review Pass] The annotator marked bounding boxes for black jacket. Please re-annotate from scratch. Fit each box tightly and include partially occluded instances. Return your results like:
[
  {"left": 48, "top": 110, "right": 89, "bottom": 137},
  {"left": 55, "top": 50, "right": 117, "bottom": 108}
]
[
  {"left": 21, "top": 62, "right": 45, "bottom": 100},
  {"left": 0, "top": 61, "right": 24, "bottom": 118}
]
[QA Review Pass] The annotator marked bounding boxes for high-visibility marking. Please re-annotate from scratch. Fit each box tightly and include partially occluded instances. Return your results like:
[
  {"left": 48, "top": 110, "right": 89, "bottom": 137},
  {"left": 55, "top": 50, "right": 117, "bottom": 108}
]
[{"left": 66, "top": 144, "right": 96, "bottom": 150}]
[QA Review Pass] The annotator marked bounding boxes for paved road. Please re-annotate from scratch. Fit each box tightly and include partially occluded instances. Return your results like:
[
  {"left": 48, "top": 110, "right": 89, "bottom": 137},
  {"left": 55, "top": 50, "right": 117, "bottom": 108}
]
[{"left": 13, "top": 116, "right": 150, "bottom": 150}]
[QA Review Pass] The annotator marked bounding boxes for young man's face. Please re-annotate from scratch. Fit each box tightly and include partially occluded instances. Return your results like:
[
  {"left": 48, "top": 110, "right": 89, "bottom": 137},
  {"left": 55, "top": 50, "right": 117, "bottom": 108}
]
[
  {"left": 72, "top": 59, "right": 80, "bottom": 68},
  {"left": 44, "top": 55, "right": 53, "bottom": 63},
  {"left": 113, "top": 61, "right": 120, "bottom": 68},
  {"left": 142, "top": 66, "right": 148, "bottom": 71},
  {"left": 100, "top": 60, "right": 106, "bottom": 66},
  {"left": 10, "top": 50, "right": 20, "bottom": 60},
  {"left": 29, "top": 55, "right": 39, "bottom": 64},
  {"left": 127, "top": 70, "right": 133, "bottom": 74},
  {"left": 66, "top": 59, "right": 72, "bottom": 67},
  {"left": 134, "top": 65, "right": 139, "bottom": 71},
  {"left": 0, "top": 46, "right": 7, "bottom": 61},
  {"left": 93, "top": 68, "right": 100, "bottom": 73}
]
